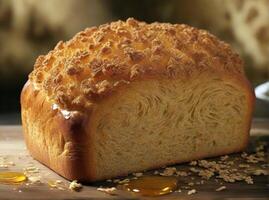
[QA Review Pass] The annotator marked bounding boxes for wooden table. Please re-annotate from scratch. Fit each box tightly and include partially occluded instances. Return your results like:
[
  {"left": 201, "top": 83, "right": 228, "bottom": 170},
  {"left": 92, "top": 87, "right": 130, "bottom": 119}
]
[{"left": 0, "top": 119, "right": 268, "bottom": 200}]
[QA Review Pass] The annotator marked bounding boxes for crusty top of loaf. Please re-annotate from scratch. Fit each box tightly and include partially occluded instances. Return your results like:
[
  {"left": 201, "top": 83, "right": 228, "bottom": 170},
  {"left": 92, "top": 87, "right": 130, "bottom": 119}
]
[{"left": 29, "top": 18, "right": 244, "bottom": 111}]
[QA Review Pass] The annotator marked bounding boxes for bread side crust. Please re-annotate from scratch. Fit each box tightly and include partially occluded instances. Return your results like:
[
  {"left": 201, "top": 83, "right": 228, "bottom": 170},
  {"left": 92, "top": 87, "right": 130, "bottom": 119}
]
[
  {"left": 21, "top": 81, "right": 95, "bottom": 181},
  {"left": 216, "top": 72, "right": 255, "bottom": 152},
  {"left": 239, "top": 75, "right": 255, "bottom": 149}
]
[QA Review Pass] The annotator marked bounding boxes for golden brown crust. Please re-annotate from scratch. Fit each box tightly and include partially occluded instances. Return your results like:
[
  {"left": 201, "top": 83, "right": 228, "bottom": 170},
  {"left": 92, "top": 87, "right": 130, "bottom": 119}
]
[
  {"left": 29, "top": 18, "right": 244, "bottom": 111},
  {"left": 21, "top": 81, "right": 95, "bottom": 181}
]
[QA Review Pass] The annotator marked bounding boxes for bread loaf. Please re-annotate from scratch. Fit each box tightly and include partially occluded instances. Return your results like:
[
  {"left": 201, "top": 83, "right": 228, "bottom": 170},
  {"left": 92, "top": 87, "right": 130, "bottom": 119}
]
[{"left": 21, "top": 18, "right": 255, "bottom": 181}]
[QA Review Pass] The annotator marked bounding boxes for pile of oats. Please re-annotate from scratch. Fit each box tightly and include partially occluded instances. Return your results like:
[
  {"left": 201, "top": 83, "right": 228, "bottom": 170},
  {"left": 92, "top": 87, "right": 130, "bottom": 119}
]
[{"left": 102, "top": 142, "right": 268, "bottom": 196}]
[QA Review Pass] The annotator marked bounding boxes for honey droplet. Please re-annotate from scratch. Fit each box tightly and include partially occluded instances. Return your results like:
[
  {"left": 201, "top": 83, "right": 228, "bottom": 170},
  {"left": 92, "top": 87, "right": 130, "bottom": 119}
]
[
  {"left": 0, "top": 172, "right": 27, "bottom": 184},
  {"left": 122, "top": 176, "right": 178, "bottom": 196}
]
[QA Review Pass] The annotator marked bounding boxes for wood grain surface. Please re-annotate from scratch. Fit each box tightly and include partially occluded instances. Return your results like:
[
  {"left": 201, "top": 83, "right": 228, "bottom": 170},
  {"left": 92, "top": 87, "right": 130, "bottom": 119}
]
[{"left": 0, "top": 119, "right": 268, "bottom": 200}]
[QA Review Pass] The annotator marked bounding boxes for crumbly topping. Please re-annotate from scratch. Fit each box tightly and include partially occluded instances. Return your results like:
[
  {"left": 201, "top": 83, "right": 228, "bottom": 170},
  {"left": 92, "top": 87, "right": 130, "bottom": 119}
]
[{"left": 29, "top": 18, "right": 244, "bottom": 111}]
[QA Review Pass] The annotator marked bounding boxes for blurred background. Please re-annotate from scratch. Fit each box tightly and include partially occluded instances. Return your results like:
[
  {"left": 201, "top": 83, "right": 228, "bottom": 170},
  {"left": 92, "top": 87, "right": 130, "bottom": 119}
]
[{"left": 0, "top": 0, "right": 268, "bottom": 124}]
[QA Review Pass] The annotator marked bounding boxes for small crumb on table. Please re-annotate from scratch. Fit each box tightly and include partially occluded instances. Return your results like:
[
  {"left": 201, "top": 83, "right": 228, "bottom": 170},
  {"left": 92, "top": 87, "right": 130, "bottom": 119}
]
[
  {"left": 187, "top": 189, "right": 196, "bottom": 195},
  {"left": 69, "top": 180, "right": 82, "bottom": 191},
  {"left": 97, "top": 187, "right": 117, "bottom": 195},
  {"left": 216, "top": 186, "right": 226, "bottom": 191}
]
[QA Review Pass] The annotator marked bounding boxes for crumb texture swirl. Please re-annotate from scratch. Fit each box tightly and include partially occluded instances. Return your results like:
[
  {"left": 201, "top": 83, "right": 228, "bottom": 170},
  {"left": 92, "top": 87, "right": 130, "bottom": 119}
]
[{"left": 29, "top": 18, "right": 244, "bottom": 111}]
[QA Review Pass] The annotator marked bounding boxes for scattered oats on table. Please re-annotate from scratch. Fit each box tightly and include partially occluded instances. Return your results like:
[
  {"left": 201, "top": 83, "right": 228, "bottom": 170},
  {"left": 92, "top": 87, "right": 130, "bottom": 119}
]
[
  {"left": 261, "top": 164, "right": 269, "bottom": 168},
  {"left": 216, "top": 186, "right": 226, "bottom": 191},
  {"left": 244, "top": 176, "right": 254, "bottom": 184},
  {"left": 188, "top": 182, "right": 194, "bottom": 186},
  {"left": 253, "top": 169, "right": 268, "bottom": 176},
  {"left": 176, "top": 170, "right": 188, "bottom": 176},
  {"left": 227, "top": 161, "right": 234, "bottom": 166},
  {"left": 189, "top": 161, "right": 198, "bottom": 166},
  {"left": 97, "top": 187, "right": 117, "bottom": 195},
  {"left": 24, "top": 166, "right": 40, "bottom": 174},
  {"left": 187, "top": 189, "right": 196, "bottom": 195},
  {"left": 69, "top": 180, "right": 82, "bottom": 191},
  {"left": 198, "top": 169, "right": 214, "bottom": 180},
  {"left": 231, "top": 168, "right": 238, "bottom": 172},
  {"left": 239, "top": 164, "right": 250, "bottom": 168},
  {"left": 182, "top": 186, "right": 190, "bottom": 189},
  {"left": 118, "top": 178, "right": 130, "bottom": 184},
  {"left": 113, "top": 179, "right": 120, "bottom": 183},
  {"left": 133, "top": 172, "right": 143, "bottom": 177},
  {"left": 245, "top": 154, "right": 259, "bottom": 163},
  {"left": 220, "top": 155, "right": 229, "bottom": 161},
  {"left": 8, "top": 161, "right": 15, "bottom": 166},
  {"left": 56, "top": 180, "right": 63, "bottom": 184},
  {"left": 190, "top": 167, "right": 200, "bottom": 173},
  {"left": 255, "top": 143, "right": 265, "bottom": 152},
  {"left": 241, "top": 152, "right": 248, "bottom": 158},
  {"left": 160, "top": 167, "right": 177, "bottom": 176},
  {"left": 28, "top": 176, "right": 41, "bottom": 184}
]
